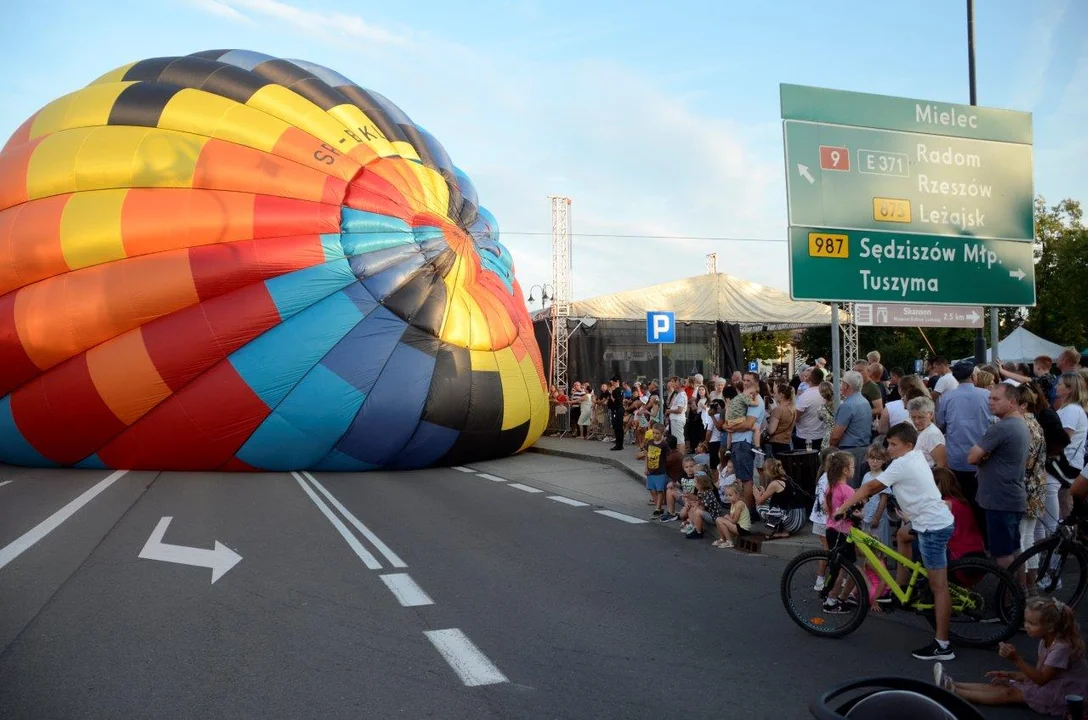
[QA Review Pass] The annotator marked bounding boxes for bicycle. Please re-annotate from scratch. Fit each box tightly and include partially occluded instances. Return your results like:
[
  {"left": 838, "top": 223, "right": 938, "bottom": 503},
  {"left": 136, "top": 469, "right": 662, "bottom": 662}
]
[
  {"left": 781, "top": 504, "right": 1025, "bottom": 647},
  {"left": 1007, "top": 510, "right": 1088, "bottom": 608}
]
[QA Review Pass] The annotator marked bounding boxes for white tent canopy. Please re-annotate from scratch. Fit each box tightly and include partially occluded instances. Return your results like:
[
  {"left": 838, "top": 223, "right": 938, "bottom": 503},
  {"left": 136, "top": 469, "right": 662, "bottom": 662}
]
[
  {"left": 541, "top": 273, "right": 835, "bottom": 329},
  {"left": 986, "top": 326, "right": 1067, "bottom": 365}
]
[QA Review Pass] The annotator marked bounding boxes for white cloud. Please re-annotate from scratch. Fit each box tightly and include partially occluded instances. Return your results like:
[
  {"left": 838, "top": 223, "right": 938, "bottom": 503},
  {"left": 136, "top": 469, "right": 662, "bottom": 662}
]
[{"left": 183, "top": 0, "right": 252, "bottom": 24}]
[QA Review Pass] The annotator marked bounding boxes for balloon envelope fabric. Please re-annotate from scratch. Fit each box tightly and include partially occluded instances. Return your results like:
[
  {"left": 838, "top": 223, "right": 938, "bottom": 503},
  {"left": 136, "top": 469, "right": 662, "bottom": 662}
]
[{"left": 0, "top": 50, "right": 548, "bottom": 471}]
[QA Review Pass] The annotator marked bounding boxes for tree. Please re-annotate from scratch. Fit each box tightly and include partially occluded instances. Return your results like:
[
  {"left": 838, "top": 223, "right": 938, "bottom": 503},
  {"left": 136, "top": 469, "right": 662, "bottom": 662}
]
[
  {"left": 1025, "top": 197, "right": 1087, "bottom": 348},
  {"left": 744, "top": 330, "right": 794, "bottom": 361}
]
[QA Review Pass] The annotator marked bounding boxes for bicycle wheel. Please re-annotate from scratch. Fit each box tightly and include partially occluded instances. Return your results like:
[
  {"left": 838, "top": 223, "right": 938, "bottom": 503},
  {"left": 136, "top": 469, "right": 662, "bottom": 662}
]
[
  {"left": 1007, "top": 535, "right": 1088, "bottom": 609},
  {"left": 925, "top": 556, "right": 1024, "bottom": 647},
  {"left": 781, "top": 549, "right": 868, "bottom": 639}
]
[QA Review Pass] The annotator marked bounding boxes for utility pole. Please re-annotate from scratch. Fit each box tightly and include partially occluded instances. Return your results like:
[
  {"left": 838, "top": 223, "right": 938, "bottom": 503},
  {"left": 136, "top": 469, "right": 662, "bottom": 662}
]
[{"left": 968, "top": 0, "right": 988, "bottom": 366}]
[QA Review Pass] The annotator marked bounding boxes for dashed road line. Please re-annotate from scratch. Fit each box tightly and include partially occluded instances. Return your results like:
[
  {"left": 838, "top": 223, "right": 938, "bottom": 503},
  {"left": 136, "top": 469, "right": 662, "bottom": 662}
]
[
  {"left": 476, "top": 473, "right": 508, "bottom": 483},
  {"left": 546, "top": 495, "right": 589, "bottom": 507},
  {"left": 380, "top": 573, "right": 434, "bottom": 607},
  {"left": 450, "top": 466, "right": 477, "bottom": 473},
  {"left": 424, "top": 628, "right": 509, "bottom": 687},
  {"left": 301, "top": 471, "right": 407, "bottom": 569},
  {"left": 0, "top": 480, "right": 12, "bottom": 490},
  {"left": 0, "top": 470, "right": 128, "bottom": 571},
  {"left": 506, "top": 483, "right": 543, "bottom": 494},
  {"left": 292, "top": 472, "right": 382, "bottom": 570},
  {"left": 594, "top": 510, "right": 649, "bottom": 525}
]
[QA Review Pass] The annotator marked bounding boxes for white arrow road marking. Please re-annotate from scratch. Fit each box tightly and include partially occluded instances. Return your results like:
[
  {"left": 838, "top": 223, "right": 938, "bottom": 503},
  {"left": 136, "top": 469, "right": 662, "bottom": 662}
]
[
  {"left": 138, "top": 516, "right": 242, "bottom": 584},
  {"left": 425, "top": 629, "right": 508, "bottom": 687},
  {"left": 301, "top": 472, "right": 407, "bottom": 569},
  {"left": 1009, "top": 268, "right": 1026, "bottom": 280},
  {"left": 0, "top": 470, "right": 128, "bottom": 571},
  {"left": 292, "top": 472, "right": 382, "bottom": 570},
  {"left": 797, "top": 163, "right": 815, "bottom": 184},
  {"left": 380, "top": 573, "right": 434, "bottom": 607}
]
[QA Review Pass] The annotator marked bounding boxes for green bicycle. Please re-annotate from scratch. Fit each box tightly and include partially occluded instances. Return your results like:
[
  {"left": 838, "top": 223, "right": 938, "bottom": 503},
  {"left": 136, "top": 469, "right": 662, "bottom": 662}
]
[{"left": 780, "top": 511, "right": 1025, "bottom": 646}]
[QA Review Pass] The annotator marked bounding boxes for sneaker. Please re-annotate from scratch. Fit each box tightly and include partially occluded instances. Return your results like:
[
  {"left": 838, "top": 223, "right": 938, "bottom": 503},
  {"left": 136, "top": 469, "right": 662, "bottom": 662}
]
[
  {"left": 912, "top": 640, "right": 955, "bottom": 661},
  {"left": 685, "top": 530, "right": 705, "bottom": 540},
  {"left": 822, "top": 597, "right": 842, "bottom": 613},
  {"left": 722, "top": 540, "right": 734, "bottom": 548},
  {"left": 933, "top": 662, "right": 955, "bottom": 692},
  {"left": 682, "top": 524, "right": 696, "bottom": 536},
  {"left": 659, "top": 513, "right": 678, "bottom": 523},
  {"left": 813, "top": 576, "right": 826, "bottom": 592},
  {"left": 841, "top": 596, "right": 859, "bottom": 611},
  {"left": 651, "top": 509, "right": 664, "bottom": 517},
  {"left": 876, "top": 590, "right": 894, "bottom": 604}
]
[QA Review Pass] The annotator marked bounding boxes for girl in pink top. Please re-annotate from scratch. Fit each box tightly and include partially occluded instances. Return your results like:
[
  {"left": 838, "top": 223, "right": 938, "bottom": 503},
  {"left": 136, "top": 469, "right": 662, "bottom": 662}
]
[{"left": 821, "top": 451, "right": 859, "bottom": 614}]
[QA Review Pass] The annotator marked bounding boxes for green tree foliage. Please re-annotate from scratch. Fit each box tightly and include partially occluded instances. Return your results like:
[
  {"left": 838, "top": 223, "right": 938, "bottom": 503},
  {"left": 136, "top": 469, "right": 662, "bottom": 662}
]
[
  {"left": 744, "top": 330, "right": 794, "bottom": 361},
  {"left": 794, "top": 196, "right": 1085, "bottom": 371}
]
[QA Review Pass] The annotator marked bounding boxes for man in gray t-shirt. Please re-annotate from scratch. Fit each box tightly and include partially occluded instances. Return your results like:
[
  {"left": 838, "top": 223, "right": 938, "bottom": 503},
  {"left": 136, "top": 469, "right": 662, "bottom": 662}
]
[{"left": 968, "top": 384, "right": 1029, "bottom": 566}]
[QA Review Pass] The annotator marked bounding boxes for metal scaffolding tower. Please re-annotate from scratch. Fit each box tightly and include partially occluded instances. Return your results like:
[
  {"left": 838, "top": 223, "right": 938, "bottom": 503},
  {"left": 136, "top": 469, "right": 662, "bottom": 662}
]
[
  {"left": 549, "top": 196, "right": 572, "bottom": 393},
  {"left": 842, "top": 303, "right": 859, "bottom": 369},
  {"left": 705, "top": 253, "right": 718, "bottom": 274}
]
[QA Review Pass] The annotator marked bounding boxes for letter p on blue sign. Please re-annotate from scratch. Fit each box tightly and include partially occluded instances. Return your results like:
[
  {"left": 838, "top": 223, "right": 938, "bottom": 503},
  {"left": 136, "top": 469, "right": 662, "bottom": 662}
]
[{"left": 646, "top": 311, "right": 675, "bottom": 344}]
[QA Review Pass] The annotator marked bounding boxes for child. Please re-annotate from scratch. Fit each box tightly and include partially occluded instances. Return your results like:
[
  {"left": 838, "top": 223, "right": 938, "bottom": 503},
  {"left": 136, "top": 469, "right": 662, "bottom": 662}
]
[
  {"left": 644, "top": 424, "right": 669, "bottom": 517},
  {"left": 809, "top": 447, "right": 835, "bottom": 591},
  {"left": 661, "top": 456, "right": 698, "bottom": 523},
  {"left": 683, "top": 475, "right": 725, "bottom": 540},
  {"left": 821, "top": 451, "right": 860, "bottom": 614},
  {"left": 713, "top": 484, "right": 751, "bottom": 548},
  {"left": 933, "top": 468, "right": 985, "bottom": 562},
  {"left": 935, "top": 597, "right": 1088, "bottom": 716},
  {"left": 725, "top": 384, "right": 761, "bottom": 451},
  {"left": 861, "top": 444, "right": 893, "bottom": 548}
]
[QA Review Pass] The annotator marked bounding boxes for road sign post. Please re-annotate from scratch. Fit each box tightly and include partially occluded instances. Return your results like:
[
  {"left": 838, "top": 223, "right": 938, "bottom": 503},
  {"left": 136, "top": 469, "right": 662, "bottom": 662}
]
[
  {"left": 781, "top": 84, "right": 1035, "bottom": 307},
  {"left": 646, "top": 311, "right": 675, "bottom": 398}
]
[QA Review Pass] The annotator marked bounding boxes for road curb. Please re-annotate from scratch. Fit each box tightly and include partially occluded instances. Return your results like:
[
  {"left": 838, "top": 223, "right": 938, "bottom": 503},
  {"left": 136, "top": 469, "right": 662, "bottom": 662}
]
[{"left": 525, "top": 445, "right": 645, "bottom": 483}]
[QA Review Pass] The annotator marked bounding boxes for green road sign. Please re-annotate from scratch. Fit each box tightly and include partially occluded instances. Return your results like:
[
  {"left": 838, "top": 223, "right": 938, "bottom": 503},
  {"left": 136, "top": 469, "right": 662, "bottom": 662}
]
[
  {"left": 781, "top": 84, "right": 1035, "bottom": 306},
  {"left": 784, "top": 120, "right": 1034, "bottom": 240},
  {"left": 788, "top": 227, "right": 1035, "bottom": 306}
]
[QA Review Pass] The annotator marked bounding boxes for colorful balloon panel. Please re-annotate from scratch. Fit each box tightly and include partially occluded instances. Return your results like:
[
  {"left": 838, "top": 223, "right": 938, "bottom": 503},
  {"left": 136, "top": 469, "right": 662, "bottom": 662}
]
[{"left": 0, "top": 50, "right": 547, "bottom": 471}]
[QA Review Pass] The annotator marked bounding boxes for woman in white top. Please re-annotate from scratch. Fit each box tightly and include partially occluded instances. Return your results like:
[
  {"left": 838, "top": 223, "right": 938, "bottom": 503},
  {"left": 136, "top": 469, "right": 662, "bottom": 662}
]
[
  {"left": 1055, "top": 372, "right": 1088, "bottom": 517},
  {"left": 879, "top": 374, "right": 929, "bottom": 435},
  {"left": 907, "top": 395, "right": 947, "bottom": 468}
]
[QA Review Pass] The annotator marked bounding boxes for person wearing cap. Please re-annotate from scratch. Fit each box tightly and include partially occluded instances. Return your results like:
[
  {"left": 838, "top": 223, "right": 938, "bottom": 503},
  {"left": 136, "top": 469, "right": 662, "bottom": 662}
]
[{"left": 936, "top": 360, "right": 993, "bottom": 545}]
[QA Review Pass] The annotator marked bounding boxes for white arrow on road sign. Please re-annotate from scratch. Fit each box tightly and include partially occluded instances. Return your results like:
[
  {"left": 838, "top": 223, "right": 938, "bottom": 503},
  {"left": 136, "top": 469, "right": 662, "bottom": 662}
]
[
  {"left": 138, "top": 516, "right": 242, "bottom": 584},
  {"left": 797, "top": 163, "right": 815, "bottom": 184},
  {"left": 966, "top": 310, "right": 981, "bottom": 323},
  {"left": 1009, "top": 268, "right": 1026, "bottom": 280}
]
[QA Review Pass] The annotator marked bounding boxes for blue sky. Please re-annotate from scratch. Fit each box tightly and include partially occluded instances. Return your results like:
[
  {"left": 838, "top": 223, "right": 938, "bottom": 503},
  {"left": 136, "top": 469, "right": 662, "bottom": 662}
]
[{"left": 1, "top": 0, "right": 1084, "bottom": 300}]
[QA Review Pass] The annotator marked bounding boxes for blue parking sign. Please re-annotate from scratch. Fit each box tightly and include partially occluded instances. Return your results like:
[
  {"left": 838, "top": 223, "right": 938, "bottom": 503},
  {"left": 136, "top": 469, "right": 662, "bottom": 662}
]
[
  {"left": 646, "top": 311, "right": 675, "bottom": 344},
  {"left": 747, "top": 360, "right": 758, "bottom": 372}
]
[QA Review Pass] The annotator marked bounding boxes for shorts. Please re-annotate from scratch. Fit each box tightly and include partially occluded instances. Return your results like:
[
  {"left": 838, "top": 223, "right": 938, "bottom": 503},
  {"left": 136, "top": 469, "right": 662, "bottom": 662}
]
[
  {"left": 811, "top": 521, "right": 827, "bottom": 538},
  {"left": 732, "top": 441, "right": 754, "bottom": 482},
  {"left": 984, "top": 510, "right": 1024, "bottom": 557},
  {"left": 825, "top": 527, "right": 856, "bottom": 562},
  {"left": 915, "top": 523, "right": 955, "bottom": 571},
  {"left": 646, "top": 473, "right": 667, "bottom": 492}
]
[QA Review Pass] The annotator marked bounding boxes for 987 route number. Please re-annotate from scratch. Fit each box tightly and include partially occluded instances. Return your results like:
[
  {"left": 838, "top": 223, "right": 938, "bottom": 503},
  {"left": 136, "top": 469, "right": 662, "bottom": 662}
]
[{"left": 808, "top": 233, "right": 849, "bottom": 258}]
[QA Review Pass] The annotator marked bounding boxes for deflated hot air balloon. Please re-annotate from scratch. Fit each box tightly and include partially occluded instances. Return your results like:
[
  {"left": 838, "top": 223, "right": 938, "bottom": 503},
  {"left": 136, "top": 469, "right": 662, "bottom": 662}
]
[{"left": 0, "top": 50, "right": 548, "bottom": 471}]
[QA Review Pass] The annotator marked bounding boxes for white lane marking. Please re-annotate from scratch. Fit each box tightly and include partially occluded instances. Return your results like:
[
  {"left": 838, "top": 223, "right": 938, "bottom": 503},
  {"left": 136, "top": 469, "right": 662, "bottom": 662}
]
[
  {"left": 0, "top": 480, "right": 12, "bottom": 489},
  {"left": 292, "top": 472, "right": 382, "bottom": 570},
  {"left": 507, "top": 483, "right": 543, "bottom": 494},
  {"left": 450, "top": 466, "right": 477, "bottom": 473},
  {"left": 0, "top": 470, "right": 128, "bottom": 571},
  {"left": 547, "top": 495, "right": 590, "bottom": 507},
  {"left": 380, "top": 573, "right": 434, "bottom": 607},
  {"left": 424, "top": 628, "right": 509, "bottom": 687},
  {"left": 594, "top": 510, "right": 649, "bottom": 525},
  {"left": 476, "top": 473, "right": 507, "bottom": 483},
  {"left": 301, "top": 471, "right": 407, "bottom": 569},
  {"left": 138, "top": 516, "right": 242, "bottom": 584}
]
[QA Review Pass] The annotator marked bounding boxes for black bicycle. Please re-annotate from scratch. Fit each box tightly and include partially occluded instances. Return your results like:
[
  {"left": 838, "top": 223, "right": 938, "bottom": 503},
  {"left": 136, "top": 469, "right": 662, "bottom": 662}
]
[{"left": 1007, "top": 510, "right": 1088, "bottom": 608}]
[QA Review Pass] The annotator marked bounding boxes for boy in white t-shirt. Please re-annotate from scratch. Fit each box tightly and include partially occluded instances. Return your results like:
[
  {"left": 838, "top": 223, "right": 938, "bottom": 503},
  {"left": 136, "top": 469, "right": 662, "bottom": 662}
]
[{"left": 833, "top": 423, "right": 956, "bottom": 663}]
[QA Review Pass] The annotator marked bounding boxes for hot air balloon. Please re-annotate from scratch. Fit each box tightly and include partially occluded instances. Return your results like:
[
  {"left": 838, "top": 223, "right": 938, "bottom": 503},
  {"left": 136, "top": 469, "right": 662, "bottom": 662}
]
[{"left": 0, "top": 50, "right": 548, "bottom": 471}]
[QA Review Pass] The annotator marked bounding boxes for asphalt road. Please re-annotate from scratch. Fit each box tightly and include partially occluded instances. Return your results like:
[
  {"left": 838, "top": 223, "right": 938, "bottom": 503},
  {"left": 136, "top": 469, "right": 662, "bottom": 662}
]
[{"left": 0, "top": 456, "right": 1039, "bottom": 719}]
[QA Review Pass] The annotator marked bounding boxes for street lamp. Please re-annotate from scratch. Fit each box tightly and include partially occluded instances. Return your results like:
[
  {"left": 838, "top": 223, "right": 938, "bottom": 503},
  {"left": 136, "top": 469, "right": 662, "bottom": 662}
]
[{"left": 527, "top": 283, "right": 554, "bottom": 306}]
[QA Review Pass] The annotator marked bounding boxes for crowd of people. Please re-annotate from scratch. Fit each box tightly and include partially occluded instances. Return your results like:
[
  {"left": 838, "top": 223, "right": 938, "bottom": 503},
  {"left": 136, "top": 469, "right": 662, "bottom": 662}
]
[{"left": 546, "top": 346, "right": 1088, "bottom": 715}]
